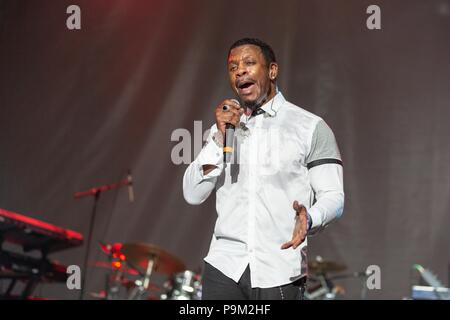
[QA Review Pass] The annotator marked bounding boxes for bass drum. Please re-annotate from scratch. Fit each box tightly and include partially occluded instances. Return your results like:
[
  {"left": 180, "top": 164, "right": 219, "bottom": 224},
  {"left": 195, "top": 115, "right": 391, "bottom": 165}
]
[{"left": 161, "top": 270, "right": 202, "bottom": 300}]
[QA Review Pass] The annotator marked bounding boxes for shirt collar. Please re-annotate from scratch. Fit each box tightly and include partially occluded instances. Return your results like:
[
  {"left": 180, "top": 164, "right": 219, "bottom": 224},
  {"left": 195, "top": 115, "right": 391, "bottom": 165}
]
[{"left": 258, "top": 91, "right": 285, "bottom": 117}]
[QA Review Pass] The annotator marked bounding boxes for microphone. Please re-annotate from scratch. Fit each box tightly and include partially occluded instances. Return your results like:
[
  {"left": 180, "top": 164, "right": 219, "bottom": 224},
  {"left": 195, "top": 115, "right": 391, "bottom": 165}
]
[
  {"left": 127, "top": 170, "right": 134, "bottom": 202},
  {"left": 223, "top": 99, "right": 240, "bottom": 163}
]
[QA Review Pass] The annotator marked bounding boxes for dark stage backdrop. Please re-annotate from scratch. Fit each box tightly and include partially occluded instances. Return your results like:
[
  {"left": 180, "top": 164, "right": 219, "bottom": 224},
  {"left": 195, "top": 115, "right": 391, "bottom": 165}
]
[{"left": 1, "top": 0, "right": 449, "bottom": 299}]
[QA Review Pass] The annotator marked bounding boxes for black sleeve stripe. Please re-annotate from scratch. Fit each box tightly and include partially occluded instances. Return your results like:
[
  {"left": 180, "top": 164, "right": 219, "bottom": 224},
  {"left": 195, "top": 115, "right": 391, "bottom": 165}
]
[{"left": 307, "top": 158, "right": 343, "bottom": 170}]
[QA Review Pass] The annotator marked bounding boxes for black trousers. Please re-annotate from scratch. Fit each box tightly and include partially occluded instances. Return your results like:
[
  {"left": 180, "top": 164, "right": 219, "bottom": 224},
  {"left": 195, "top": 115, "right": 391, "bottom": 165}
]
[{"left": 202, "top": 262, "right": 306, "bottom": 300}]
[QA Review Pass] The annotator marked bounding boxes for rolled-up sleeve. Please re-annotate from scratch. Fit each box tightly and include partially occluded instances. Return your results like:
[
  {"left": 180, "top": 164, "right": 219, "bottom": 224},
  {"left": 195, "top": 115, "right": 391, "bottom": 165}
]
[{"left": 183, "top": 124, "right": 224, "bottom": 205}]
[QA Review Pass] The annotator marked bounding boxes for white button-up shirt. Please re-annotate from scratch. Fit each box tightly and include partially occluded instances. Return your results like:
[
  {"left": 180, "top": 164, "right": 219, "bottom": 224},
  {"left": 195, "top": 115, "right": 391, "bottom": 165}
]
[{"left": 183, "top": 92, "right": 344, "bottom": 288}]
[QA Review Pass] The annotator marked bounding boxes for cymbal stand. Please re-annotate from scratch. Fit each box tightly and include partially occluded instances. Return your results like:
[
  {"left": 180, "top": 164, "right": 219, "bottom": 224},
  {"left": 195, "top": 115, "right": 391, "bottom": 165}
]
[
  {"left": 73, "top": 174, "right": 132, "bottom": 300},
  {"left": 128, "top": 255, "right": 157, "bottom": 300}
]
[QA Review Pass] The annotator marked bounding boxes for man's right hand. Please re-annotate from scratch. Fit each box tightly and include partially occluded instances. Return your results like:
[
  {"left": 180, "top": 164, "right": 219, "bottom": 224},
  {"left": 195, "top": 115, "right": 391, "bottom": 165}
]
[{"left": 215, "top": 99, "right": 244, "bottom": 137}]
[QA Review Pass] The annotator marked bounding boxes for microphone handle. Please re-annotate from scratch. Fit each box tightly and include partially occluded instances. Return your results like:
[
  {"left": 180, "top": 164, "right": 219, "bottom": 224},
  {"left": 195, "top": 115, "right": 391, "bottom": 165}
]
[{"left": 224, "top": 123, "right": 235, "bottom": 163}]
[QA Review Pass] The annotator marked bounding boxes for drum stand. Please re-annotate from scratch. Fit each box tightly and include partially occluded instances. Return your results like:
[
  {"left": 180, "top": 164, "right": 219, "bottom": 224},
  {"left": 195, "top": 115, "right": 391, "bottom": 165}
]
[{"left": 305, "top": 274, "right": 337, "bottom": 300}]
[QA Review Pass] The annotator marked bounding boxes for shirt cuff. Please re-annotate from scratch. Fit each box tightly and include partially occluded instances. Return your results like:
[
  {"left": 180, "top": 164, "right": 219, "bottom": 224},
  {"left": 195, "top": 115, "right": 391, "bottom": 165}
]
[
  {"left": 197, "top": 137, "right": 224, "bottom": 178},
  {"left": 307, "top": 213, "right": 313, "bottom": 231},
  {"left": 306, "top": 207, "right": 322, "bottom": 235}
]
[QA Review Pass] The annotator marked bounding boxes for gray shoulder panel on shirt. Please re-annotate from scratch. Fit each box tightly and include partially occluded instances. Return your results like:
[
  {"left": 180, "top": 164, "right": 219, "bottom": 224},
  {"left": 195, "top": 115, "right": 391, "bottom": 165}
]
[{"left": 306, "top": 120, "right": 342, "bottom": 168}]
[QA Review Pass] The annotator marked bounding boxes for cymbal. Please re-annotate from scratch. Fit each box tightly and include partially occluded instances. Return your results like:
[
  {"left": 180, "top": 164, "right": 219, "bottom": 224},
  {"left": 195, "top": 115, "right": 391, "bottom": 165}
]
[
  {"left": 121, "top": 243, "right": 186, "bottom": 276},
  {"left": 308, "top": 258, "right": 346, "bottom": 274}
]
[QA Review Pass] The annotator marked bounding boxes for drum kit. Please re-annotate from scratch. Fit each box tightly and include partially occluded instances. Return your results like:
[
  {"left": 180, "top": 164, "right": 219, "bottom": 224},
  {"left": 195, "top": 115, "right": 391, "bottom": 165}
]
[
  {"left": 91, "top": 242, "right": 203, "bottom": 300},
  {"left": 305, "top": 255, "right": 348, "bottom": 300},
  {"left": 91, "top": 242, "right": 362, "bottom": 300},
  {"left": 305, "top": 255, "right": 372, "bottom": 300}
]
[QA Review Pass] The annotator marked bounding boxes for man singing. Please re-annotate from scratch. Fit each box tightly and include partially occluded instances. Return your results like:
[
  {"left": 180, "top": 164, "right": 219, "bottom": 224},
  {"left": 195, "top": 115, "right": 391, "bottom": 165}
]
[{"left": 183, "top": 38, "right": 344, "bottom": 300}]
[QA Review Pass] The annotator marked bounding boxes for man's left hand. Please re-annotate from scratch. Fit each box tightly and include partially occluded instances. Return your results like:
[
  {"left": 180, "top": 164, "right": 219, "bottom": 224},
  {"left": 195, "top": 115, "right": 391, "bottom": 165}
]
[{"left": 281, "top": 201, "right": 308, "bottom": 250}]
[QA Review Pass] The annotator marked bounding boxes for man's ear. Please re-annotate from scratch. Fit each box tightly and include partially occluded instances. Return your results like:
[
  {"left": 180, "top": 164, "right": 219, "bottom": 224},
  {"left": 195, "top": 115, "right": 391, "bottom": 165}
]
[{"left": 269, "top": 63, "right": 278, "bottom": 80}]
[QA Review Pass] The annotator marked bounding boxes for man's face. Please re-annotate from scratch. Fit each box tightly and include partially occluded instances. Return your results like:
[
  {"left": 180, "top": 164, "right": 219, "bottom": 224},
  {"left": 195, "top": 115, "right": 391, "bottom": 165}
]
[{"left": 227, "top": 44, "right": 276, "bottom": 108}]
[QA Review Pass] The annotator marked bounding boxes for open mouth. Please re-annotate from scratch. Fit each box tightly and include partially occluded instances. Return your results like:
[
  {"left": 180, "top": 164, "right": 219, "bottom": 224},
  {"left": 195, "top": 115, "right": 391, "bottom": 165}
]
[{"left": 236, "top": 80, "right": 256, "bottom": 95}]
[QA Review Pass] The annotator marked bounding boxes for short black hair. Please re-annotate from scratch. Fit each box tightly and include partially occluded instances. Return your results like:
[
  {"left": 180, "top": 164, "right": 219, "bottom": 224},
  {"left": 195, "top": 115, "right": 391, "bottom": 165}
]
[{"left": 228, "top": 38, "right": 276, "bottom": 65}]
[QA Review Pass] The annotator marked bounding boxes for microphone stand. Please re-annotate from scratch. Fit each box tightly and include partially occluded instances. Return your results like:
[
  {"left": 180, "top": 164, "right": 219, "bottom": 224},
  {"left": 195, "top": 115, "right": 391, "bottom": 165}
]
[{"left": 74, "top": 176, "right": 131, "bottom": 300}]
